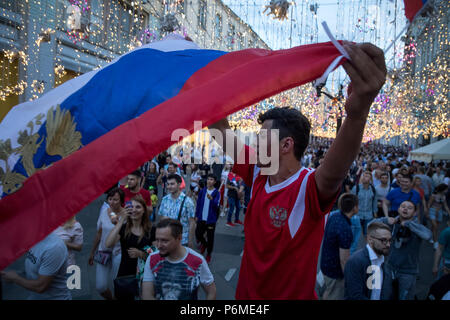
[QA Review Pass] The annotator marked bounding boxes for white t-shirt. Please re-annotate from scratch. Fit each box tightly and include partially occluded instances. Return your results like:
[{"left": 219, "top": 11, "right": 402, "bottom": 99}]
[
  {"left": 375, "top": 185, "right": 391, "bottom": 202},
  {"left": 201, "top": 189, "right": 215, "bottom": 221},
  {"left": 54, "top": 222, "right": 83, "bottom": 266},
  {"left": 143, "top": 247, "right": 214, "bottom": 300},
  {"left": 25, "top": 232, "right": 71, "bottom": 300},
  {"left": 444, "top": 177, "right": 450, "bottom": 187},
  {"left": 366, "top": 244, "right": 384, "bottom": 301},
  {"left": 97, "top": 202, "right": 121, "bottom": 256}
]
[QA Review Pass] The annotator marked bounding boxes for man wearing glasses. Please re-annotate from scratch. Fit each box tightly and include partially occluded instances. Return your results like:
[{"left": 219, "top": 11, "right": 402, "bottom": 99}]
[
  {"left": 344, "top": 221, "right": 394, "bottom": 300},
  {"left": 374, "top": 200, "right": 432, "bottom": 300}
]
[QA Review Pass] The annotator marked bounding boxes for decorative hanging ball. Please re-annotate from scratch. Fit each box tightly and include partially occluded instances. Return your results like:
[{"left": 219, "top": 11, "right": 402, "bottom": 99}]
[
  {"left": 263, "top": 0, "right": 291, "bottom": 21},
  {"left": 160, "top": 13, "right": 180, "bottom": 33}
]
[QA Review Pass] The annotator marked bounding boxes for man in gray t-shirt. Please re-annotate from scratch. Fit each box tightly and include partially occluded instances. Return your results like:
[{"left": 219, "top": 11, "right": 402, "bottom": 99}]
[{"left": 1, "top": 232, "right": 71, "bottom": 300}]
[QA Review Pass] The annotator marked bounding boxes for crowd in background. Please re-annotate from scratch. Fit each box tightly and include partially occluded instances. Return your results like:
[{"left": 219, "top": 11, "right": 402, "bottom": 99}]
[{"left": 2, "top": 136, "right": 449, "bottom": 300}]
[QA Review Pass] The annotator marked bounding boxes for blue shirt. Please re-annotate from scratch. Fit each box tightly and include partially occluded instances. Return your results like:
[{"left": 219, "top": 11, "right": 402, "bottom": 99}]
[
  {"left": 386, "top": 188, "right": 421, "bottom": 212},
  {"left": 158, "top": 192, "right": 195, "bottom": 245},
  {"left": 320, "top": 211, "right": 353, "bottom": 279},
  {"left": 351, "top": 184, "right": 378, "bottom": 220}
]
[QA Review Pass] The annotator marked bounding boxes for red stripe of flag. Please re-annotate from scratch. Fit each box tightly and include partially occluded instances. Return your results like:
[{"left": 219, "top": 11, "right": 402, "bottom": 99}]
[{"left": 404, "top": 0, "right": 427, "bottom": 22}]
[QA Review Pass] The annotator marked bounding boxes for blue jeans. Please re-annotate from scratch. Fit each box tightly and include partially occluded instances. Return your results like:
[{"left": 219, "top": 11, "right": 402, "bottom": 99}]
[
  {"left": 395, "top": 271, "right": 417, "bottom": 300},
  {"left": 350, "top": 216, "right": 361, "bottom": 255},
  {"left": 360, "top": 218, "right": 374, "bottom": 236},
  {"left": 227, "top": 197, "right": 241, "bottom": 223}
]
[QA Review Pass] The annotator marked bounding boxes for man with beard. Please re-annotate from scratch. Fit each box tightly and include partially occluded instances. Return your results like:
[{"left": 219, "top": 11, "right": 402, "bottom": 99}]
[
  {"left": 121, "top": 170, "right": 152, "bottom": 215},
  {"left": 141, "top": 219, "right": 216, "bottom": 300},
  {"left": 209, "top": 42, "right": 387, "bottom": 299},
  {"left": 383, "top": 174, "right": 420, "bottom": 218},
  {"left": 375, "top": 200, "right": 432, "bottom": 300},
  {"left": 344, "top": 221, "right": 394, "bottom": 300}
]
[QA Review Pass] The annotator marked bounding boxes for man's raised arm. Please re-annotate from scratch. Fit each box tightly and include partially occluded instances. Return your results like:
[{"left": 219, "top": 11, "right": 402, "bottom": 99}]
[{"left": 315, "top": 42, "right": 387, "bottom": 204}]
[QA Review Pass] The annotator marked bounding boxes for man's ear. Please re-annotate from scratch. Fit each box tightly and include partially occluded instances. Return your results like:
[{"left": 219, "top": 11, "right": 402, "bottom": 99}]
[{"left": 280, "top": 137, "right": 294, "bottom": 154}]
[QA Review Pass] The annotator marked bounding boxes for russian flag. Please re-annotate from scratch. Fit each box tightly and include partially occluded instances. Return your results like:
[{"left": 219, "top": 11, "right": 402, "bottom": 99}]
[
  {"left": 403, "top": 0, "right": 428, "bottom": 23},
  {"left": 0, "top": 34, "right": 346, "bottom": 270}
]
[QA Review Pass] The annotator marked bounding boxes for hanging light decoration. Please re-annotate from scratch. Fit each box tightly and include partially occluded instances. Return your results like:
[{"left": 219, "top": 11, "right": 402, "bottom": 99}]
[
  {"left": 36, "top": 28, "right": 55, "bottom": 46},
  {"left": 263, "top": 0, "right": 291, "bottom": 21},
  {"left": 160, "top": 13, "right": 180, "bottom": 33},
  {"left": 66, "top": 0, "right": 90, "bottom": 44}
]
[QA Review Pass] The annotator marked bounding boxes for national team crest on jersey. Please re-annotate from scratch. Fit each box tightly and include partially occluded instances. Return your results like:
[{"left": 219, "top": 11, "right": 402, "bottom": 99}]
[{"left": 269, "top": 206, "right": 288, "bottom": 228}]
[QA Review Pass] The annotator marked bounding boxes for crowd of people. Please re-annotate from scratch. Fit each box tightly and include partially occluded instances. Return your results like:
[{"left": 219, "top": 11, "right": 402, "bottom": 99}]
[
  {"left": 3, "top": 134, "right": 448, "bottom": 300},
  {"left": 1, "top": 41, "right": 449, "bottom": 301},
  {"left": 317, "top": 139, "right": 450, "bottom": 300}
]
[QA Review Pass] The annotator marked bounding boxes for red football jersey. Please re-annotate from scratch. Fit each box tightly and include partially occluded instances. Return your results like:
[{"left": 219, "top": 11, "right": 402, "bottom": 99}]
[
  {"left": 120, "top": 185, "right": 152, "bottom": 207},
  {"left": 233, "top": 159, "right": 335, "bottom": 300}
]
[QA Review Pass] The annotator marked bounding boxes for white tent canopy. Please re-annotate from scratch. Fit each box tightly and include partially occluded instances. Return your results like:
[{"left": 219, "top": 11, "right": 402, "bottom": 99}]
[{"left": 409, "top": 139, "right": 450, "bottom": 163}]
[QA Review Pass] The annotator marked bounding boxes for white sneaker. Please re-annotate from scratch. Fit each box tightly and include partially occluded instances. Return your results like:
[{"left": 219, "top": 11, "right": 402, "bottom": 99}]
[{"left": 433, "top": 242, "right": 439, "bottom": 250}]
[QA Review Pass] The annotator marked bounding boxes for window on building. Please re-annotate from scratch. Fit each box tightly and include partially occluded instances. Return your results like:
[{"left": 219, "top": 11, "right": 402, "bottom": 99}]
[
  {"left": 0, "top": 51, "right": 19, "bottom": 122},
  {"left": 198, "top": 0, "right": 207, "bottom": 30},
  {"left": 56, "top": 0, "right": 71, "bottom": 31},
  {"left": 237, "top": 32, "right": 243, "bottom": 50},
  {"left": 119, "top": 5, "right": 132, "bottom": 53},
  {"left": 215, "top": 14, "right": 222, "bottom": 40},
  {"left": 54, "top": 69, "right": 80, "bottom": 87},
  {"left": 148, "top": 13, "right": 161, "bottom": 40},
  {"left": 178, "top": 0, "right": 186, "bottom": 15},
  {"left": 248, "top": 38, "right": 253, "bottom": 48},
  {"left": 0, "top": 0, "right": 20, "bottom": 12},
  {"left": 88, "top": 0, "right": 104, "bottom": 45},
  {"left": 228, "top": 24, "right": 235, "bottom": 50},
  {"left": 106, "top": 1, "right": 120, "bottom": 52}
]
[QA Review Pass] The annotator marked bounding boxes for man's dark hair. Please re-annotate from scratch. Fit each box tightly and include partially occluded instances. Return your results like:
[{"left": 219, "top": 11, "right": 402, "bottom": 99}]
[
  {"left": 257, "top": 107, "right": 310, "bottom": 161},
  {"left": 167, "top": 162, "right": 176, "bottom": 169},
  {"left": 130, "top": 169, "right": 142, "bottom": 178},
  {"left": 434, "top": 183, "right": 449, "bottom": 194},
  {"left": 367, "top": 221, "right": 391, "bottom": 236},
  {"left": 106, "top": 187, "right": 125, "bottom": 206},
  {"left": 380, "top": 172, "right": 389, "bottom": 178},
  {"left": 156, "top": 218, "right": 183, "bottom": 239},
  {"left": 338, "top": 193, "right": 358, "bottom": 214},
  {"left": 207, "top": 173, "right": 217, "bottom": 181},
  {"left": 167, "top": 173, "right": 182, "bottom": 184},
  {"left": 402, "top": 173, "right": 413, "bottom": 181},
  {"left": 400, "top": 200, "right": 417, "bottom": 211}
]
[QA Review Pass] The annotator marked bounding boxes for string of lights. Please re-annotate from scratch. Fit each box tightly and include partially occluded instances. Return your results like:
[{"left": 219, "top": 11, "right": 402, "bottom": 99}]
[{"left": 0, "top": 0, "right": 447, "bottom": 144}]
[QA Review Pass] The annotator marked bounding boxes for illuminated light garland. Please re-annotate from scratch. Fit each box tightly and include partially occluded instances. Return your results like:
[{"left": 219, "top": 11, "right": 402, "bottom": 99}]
[
  {"left": 3, "top": 49, "right": 27, "bottom": 66},
  {"left": 0, "top": 81, "right": 27, "bottom": 101},
  {"left": 0, "top": 0, "right": 447, "bottom": 143},
  {"left": 36, "top": 28, "right": 55, "bottom": 46},
  {"left": 54, "top": 65, "right": 67, "bottom": 78},
  {"left": 31, "top": 80, "right": 45, "bottom": 94}
]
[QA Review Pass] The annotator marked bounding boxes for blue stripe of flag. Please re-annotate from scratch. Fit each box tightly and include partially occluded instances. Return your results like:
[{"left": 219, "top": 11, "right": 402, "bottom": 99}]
[{"left": 11, "top": 48, "right": 226, "bottom": 182}]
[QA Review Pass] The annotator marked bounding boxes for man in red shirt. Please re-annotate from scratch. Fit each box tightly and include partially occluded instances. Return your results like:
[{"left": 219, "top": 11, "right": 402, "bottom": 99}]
[
  {"left": 120, "top": 170, "right": 153, "bottom": 215},
  {"left": 209, "top": 42, "right": 387, "bottom": 299}
]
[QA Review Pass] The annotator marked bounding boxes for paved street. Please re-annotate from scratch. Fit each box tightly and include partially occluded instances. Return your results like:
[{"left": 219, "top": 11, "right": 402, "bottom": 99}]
[
  {"left": 1, "top": 193, "right": 246, "bottom": 300},
  {"left": 2, "top": 192, "right": 446, "bottom": 300}
]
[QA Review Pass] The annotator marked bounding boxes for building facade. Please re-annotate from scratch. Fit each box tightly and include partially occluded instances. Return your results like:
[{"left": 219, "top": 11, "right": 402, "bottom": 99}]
[
  {"left": 0, "top": 0, "right": 269, "bottom": 122},
  {"left": 405, "top": 0, "right": 449, "bottom": 144}
]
